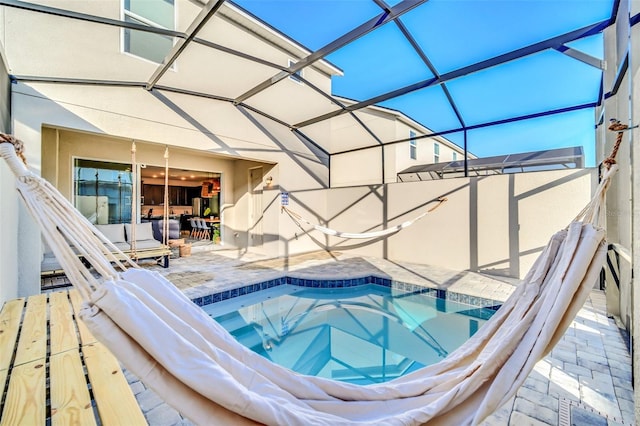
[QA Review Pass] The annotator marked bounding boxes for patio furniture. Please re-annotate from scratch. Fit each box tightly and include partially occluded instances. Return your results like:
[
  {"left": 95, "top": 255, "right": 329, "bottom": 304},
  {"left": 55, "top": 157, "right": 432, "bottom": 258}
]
[
  {"left": 196, "top": 217, "right": 211, "bottom": 240},
  {"left": 189, "top": 218, "right": 201, "bottom": 239},
  {"left": 152, "top": 218, "right": 181, "bottom": 241}
]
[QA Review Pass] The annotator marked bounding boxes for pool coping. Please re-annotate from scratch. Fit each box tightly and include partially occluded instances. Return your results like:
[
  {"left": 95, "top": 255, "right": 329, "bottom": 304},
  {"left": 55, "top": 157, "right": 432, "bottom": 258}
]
[{"left": 191, "top": 274, "right": 503, "bottom": 319}]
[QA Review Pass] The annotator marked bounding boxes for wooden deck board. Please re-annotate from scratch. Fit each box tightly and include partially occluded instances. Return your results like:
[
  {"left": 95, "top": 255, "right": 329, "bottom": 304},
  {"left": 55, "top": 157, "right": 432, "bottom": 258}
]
[
  {"left": 69, "top": 290, "right": 96, "bottom": 346},
  {"left": 0, "top": 291, "right": 146, "bottom": 425},
  {"left": 50, "top": 350, "right": 97, "bottom": 426},
  {"left": 0, "top": 369, "right": 6, "bottom": 400},
  {"left": 0, "top": 319, "right": 20, "bottom": 372},
  {"left": 0, "top": 358, "right": 46, "bottom": 426},
  {"left": 83, "top": 343, "right": 147, "bottom": 425},
  {"left": 0, "top": 298, "right": 25, "bottom": 323},
  {"left": 49, "top": 291, "right": 79, "bottom": 355},
  {"left": 13, "top": 295, "right": 47, "bottom": 366},
  {"left": 0, "top": 299, "right": 25, "bottom": 371}
]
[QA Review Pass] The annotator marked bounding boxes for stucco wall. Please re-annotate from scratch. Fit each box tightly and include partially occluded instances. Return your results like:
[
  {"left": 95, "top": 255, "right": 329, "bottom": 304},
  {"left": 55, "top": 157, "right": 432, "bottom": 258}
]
[
  {"left": 2, "top": 1, "right": 336, "bottom": 126},
  {"left": 620, "top": 0, "right": 640, "bottom": 416},
  {"left": 583, "top": 2, "right": 637, "bottom": 414},
  {"left": 43, "top": 129, "right": 236, "bottom": 199},
  {"left": 41, "top": 129, "right": 290, "bottom": 253},
  {"left": 602, "top": 8, "right": 633, "bottom": 326},
  {"left": 287, "top": 168, "right": 595, "bottom": 280},
  {"left": 10, "top": 78, "right": 330, "bottom": 294},
  {"left": 392, "top": 119, "right": 464, "bottom": 182},
  {"left": 0, "top": 41, "right": 19, "bottom": 305},
  {"left": 330, "top": 108, "right": 466, "bottom": 187},
  {"left": 632, "top": 2, "right": 640, "bottom": 416},
  {"left": 599, "top": 1, "right": 636, "bottom": 340},
  {"left": 331, "top": 147, "right": 382, "bottom": 187}
]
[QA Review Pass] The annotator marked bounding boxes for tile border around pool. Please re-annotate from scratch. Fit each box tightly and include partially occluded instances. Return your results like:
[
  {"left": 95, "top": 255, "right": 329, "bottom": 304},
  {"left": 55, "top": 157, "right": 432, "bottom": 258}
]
[{"left": 190, "top": 275, "right": 503, "bottom": 314}]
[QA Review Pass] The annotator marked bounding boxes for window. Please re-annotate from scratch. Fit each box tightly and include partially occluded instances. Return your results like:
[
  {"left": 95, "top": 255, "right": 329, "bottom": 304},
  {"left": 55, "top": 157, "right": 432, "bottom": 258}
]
[
  {"left": 123, "top": 0, "right": 175, "bottom": 64},
  {"left": 409, "top": 131, "right": 417, "bottom": 160},
  {"left": 434, "top": 143, "right": 440, "bottom": 163},
  {"left": 288, "top": 59, "right": 303, "bottom": 83},
  {"left": 452, "top": 152, "right": 457, "bottom": 161},
  {"left": 74, "top": 159, "right": 133, "bottom": 224}
]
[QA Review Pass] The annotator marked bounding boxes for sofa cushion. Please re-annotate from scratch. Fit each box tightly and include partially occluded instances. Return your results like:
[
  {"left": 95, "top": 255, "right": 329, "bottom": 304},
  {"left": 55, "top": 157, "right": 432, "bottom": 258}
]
[
  {"left": 109, "top": 241, "right": 132, "bottom": 251},
  {"left": 96, "top": 224, "right": 127, "bottom": 244},
  {"left": 133, "top": 239, "right": 163, "bottom": 250},
  {"left": 153, "top": 219, "right": 181, "bottom": 241},
  {"left": 125, "top": 222, "right": 156, "bottom": 242}
]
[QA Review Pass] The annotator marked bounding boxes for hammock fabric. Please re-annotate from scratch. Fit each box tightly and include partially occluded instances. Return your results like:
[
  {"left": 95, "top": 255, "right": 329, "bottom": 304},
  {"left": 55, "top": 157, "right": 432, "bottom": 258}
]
[
  {"left": 0, "top": 134, "right": 616, "bottom": 425},
  {"left": 282, "top": 198, "right": 447, "bottom": 239}
]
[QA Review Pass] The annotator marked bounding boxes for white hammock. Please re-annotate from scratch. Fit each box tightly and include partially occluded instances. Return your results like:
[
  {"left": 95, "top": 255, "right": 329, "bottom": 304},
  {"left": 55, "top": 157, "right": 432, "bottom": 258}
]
[
  {"left": 0, "top": 138, "right": 612, "bottom": 425},
  {"left": 282, "top": 199, "right": 447, "bottom": 239}
]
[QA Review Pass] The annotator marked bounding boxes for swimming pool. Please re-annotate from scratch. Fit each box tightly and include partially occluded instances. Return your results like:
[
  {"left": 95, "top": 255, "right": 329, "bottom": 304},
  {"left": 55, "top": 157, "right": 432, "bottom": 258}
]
[{"left": 201, "top": 279, "right": 500, "bottom": 385}]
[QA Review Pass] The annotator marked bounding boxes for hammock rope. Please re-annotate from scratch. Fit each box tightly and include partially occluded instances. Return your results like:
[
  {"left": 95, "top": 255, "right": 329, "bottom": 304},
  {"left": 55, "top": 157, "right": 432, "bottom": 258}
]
[
  {"left": 604, "top": 119, "right": 628, "bottom": 168},
  {"left": 163, "top": 146, "right": 170, "bottom": 246},
  {"left": 0, "top": 124, "right": 629, "bottom": 425},
  {"left": 0, "top": 133, "right": 138, "bottom": 300},
  {"left": 282, "top": 197, "right": 448, "bottom": 239},
  {"left": 570, "top": 119, "right": 628, "bottom": 226},
  {"left": 130, "top": 141, "right": 137, "bottom": 257}
]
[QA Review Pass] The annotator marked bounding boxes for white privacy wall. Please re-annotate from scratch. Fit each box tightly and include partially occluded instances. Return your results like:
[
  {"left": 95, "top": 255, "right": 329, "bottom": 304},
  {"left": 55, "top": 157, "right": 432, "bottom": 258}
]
[
  {"left": 306, "top": 168, "right": 595, "bottom": 279},
  {"left": 0, "top": 47, "right": 18, "bottom": 305}
]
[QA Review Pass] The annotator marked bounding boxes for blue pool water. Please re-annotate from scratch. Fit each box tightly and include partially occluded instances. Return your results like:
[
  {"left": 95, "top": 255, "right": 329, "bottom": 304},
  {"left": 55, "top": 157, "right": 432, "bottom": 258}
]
[{"left": 203, "top": 283, "right": 499, "bottom": 385}]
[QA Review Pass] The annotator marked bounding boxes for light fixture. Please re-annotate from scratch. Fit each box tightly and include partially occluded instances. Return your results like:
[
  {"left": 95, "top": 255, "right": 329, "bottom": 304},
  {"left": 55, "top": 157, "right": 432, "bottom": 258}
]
[{"left": 265, "top": 176, "right": 273, "bottom": 186}]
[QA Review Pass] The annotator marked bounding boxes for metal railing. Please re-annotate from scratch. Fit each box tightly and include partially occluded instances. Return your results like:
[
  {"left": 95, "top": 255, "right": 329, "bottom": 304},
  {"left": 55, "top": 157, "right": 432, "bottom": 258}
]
[{"left": 600, "top": 243, "right": 631, "bottom": 290}]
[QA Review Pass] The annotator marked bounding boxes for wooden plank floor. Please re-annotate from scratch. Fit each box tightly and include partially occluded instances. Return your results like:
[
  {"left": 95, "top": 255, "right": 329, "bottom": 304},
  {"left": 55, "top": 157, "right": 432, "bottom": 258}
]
[{"left": 0, "top": 290, "right": 147, "bottom": 425}]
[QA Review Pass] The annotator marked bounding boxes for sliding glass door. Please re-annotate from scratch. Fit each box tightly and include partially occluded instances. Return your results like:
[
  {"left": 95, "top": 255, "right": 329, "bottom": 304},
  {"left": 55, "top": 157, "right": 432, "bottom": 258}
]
[{"left": 73, "top": 159, "right": 133, "bottom": 224}]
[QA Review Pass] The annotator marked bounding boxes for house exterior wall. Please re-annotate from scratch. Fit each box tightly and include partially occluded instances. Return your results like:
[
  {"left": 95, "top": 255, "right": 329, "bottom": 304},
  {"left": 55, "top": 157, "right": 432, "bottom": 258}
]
[
  {"left": 3, "top": 2, "right": 158, "bottom": 82},
  {"left": 632, "top": 4, "right": 640, "bottom": 416},
  {"left": 601, "top": 3, "right": 634, "bottom": 339},
  {"left": 330, "top": 108, "right": 466, "bottom": 187},
  {"left": 393, "top": 135, "right": 464, "bottom": 182},
  {"left": 41, "top": 129, "right": 242, "bottom": 242},
  {"left": 602, "top": 9, "right": 634, "bottom": 325},
  {"left": 13, "top": 82, "right": 328, "bottom": 253},
  {"left": 0, "top": 39, "right": 20, "bottom": 305},
  {"left": 42, "top": 129, "right": 236, "bottom": 201},
  {"left": 599, "top": 0, "right": 637, "bottom": 415},
  {"left": 2, "top": 1, "right": 336, "bottom": 123},
  {"left": 8, "top": 68, "right": 330, "bottom": 296},
  {"left": 331, "top": 147, "right": 382, "bottom": 187}
]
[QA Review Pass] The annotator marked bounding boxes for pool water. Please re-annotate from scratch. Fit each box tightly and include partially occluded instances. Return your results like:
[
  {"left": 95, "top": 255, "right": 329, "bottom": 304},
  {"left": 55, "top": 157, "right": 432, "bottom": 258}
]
[{"left": 203, "top": 284, "right": 496, "bottom": 385}]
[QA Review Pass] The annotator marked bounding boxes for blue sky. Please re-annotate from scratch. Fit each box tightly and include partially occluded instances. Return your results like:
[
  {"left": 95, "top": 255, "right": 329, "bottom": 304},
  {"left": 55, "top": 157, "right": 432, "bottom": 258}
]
[{"left": 233, "top": 0, "right": 613, "bottom": 166}]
